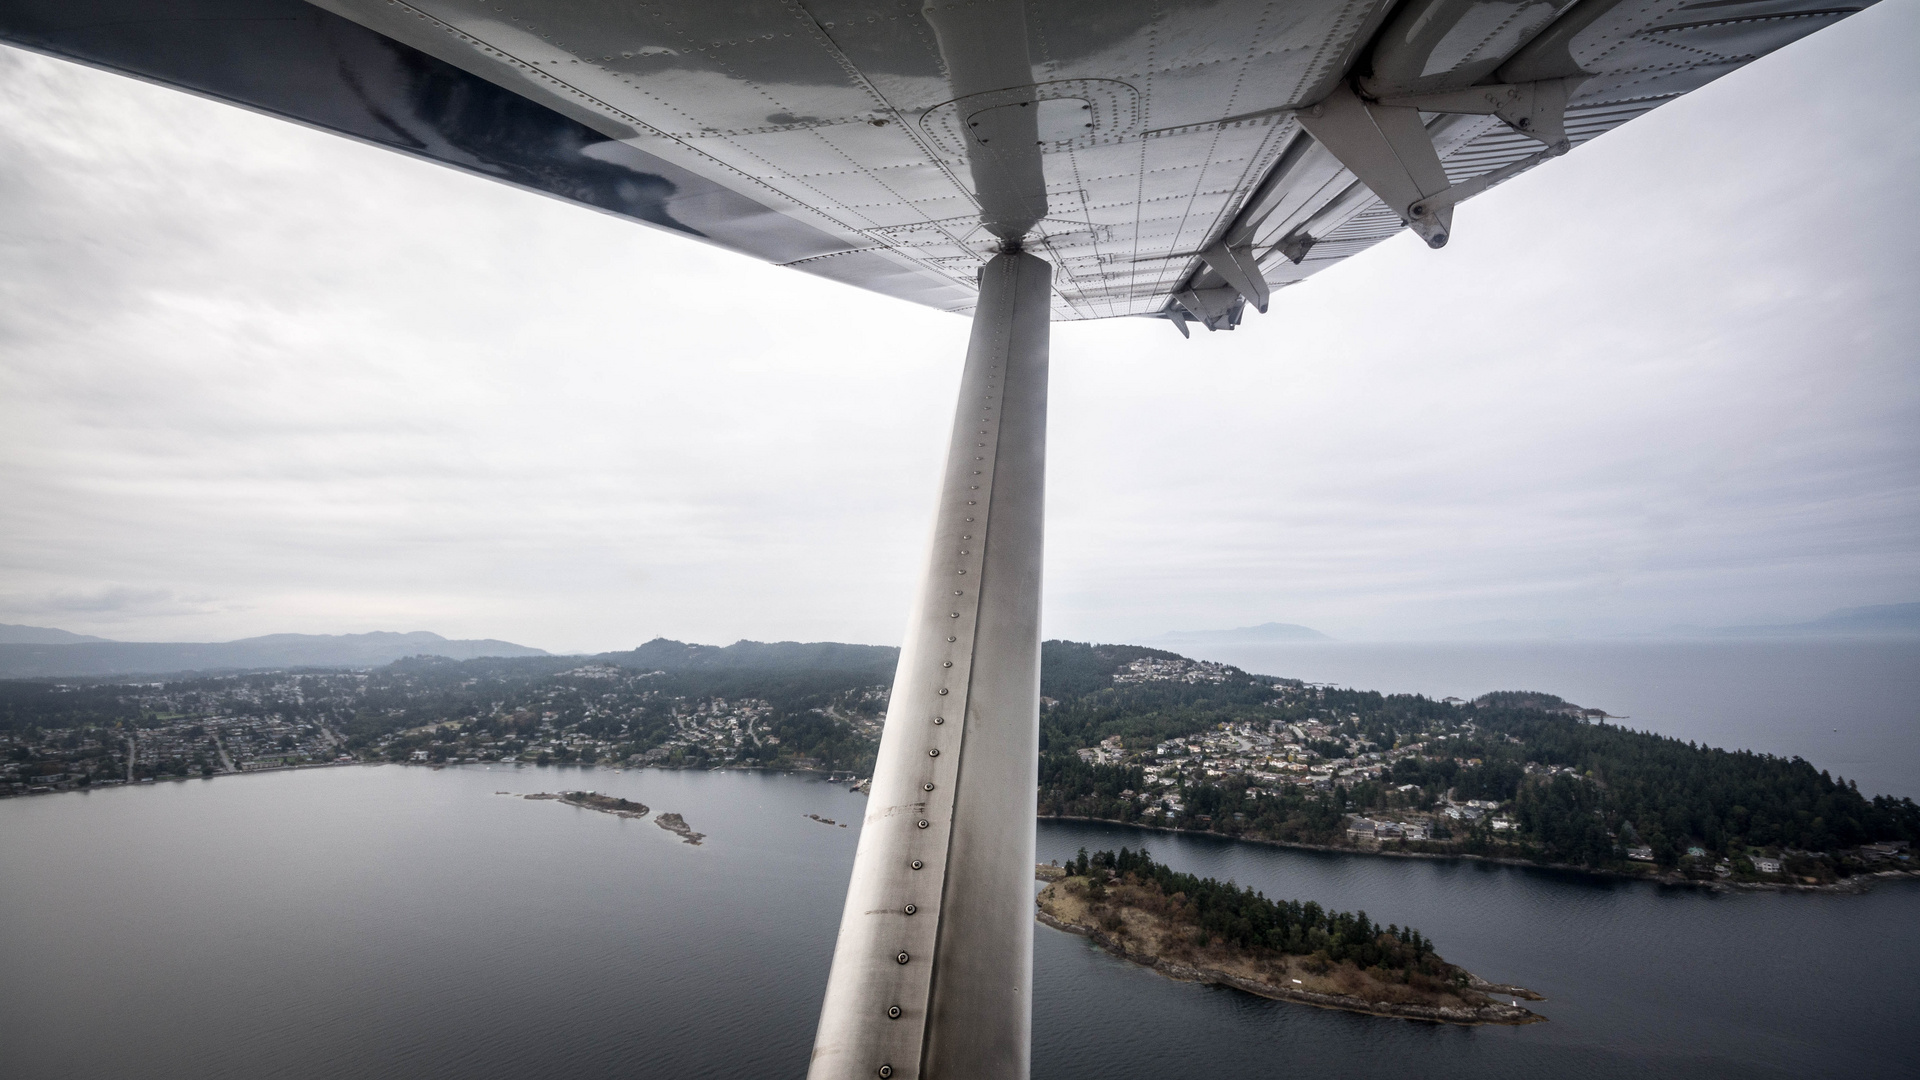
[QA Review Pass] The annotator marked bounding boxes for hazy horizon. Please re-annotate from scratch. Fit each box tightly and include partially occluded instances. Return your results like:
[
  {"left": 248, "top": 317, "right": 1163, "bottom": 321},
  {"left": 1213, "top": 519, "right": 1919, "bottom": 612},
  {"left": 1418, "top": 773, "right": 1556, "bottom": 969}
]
[
  {"left": 2, "top": 2, "right": 1916, "bottom": 655},
  {"left": 6, "top": 600, "right": 1918, "bottom": 655}
]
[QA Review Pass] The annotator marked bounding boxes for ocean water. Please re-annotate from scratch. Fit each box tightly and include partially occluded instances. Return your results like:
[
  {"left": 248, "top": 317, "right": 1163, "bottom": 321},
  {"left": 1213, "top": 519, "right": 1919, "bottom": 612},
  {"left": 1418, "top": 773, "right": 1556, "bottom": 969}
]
[
  {"left": 1, "top": 765, "right": 1912, "bottom": 1080},
  {"left": 1170, "top": 640, "right": 1920, "bottom": 799}
]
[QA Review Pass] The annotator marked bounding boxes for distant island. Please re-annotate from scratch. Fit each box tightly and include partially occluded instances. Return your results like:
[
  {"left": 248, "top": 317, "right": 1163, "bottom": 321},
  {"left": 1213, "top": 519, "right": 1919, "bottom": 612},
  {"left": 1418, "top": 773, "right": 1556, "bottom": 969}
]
[
  {"left": 1157, "top": 622, "right": 1332, "bottom": 644},
  {"left": 1037, "top": 848, "right": 1541, "bottom": 1025},
  {"left": 1704, "top": 601, "right": 1920, "bottom": 639}
]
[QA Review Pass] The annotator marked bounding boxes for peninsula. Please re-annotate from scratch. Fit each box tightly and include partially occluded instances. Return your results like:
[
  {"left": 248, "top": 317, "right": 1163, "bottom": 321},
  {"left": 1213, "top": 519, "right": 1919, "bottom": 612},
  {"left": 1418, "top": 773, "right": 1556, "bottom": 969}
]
[{"left": 1037, "top": 848, "right": 1543, "bottom": 1026}]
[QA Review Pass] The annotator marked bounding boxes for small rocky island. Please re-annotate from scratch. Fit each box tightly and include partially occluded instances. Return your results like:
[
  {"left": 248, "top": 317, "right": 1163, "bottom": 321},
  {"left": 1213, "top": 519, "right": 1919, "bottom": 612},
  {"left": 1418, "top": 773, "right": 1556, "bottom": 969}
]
[
  {"left": 1037, "top": 849, "right": 1543, "bottom": 1026},
  {"left": 522, "top": 790, "right": 651, "bottom": 818},
  {"left": 515, "top": 791, "right": 704, "bottom": 844},
  {"left": 656, "top": 812, "right": 706, "bottom": 845}
]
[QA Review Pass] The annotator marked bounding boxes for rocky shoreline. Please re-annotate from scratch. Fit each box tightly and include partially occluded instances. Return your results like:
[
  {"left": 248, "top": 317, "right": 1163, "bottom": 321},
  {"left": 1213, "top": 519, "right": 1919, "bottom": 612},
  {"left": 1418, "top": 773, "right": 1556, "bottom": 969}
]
[
  {"left": 1042, "top": 814, "right": 1918, "bottom": 896},
  {"left": 1034, "top": 882, "right": 1543, "bottom": 1026}
]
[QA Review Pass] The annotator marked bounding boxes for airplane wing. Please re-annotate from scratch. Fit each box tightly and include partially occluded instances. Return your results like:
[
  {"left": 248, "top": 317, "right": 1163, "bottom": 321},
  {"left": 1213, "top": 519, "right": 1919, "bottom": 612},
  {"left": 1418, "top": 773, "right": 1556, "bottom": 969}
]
[{"left": 0, "top": 0, "right": 1874, "bottom": 328}]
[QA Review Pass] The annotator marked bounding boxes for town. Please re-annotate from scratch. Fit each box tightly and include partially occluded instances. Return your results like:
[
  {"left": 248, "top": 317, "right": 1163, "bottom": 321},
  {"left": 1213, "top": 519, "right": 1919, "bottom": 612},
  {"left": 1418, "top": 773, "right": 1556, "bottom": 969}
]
[
  {"left": 2, "top": 656, "right": 892, "bottom": 793},
  {"left": 4, "top": 643, "right": 1913, "bottom": 889},
  {"left": 1044, "top": 652, "right": 1915, "bottom": 888},
  {"left": 1074, "top": 655, "right": 1538, "bottom": 840}
]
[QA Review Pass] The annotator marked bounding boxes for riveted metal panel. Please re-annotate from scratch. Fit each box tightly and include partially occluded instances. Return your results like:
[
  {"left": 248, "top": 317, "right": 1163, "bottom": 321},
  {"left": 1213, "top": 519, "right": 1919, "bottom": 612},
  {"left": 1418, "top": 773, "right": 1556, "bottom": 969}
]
[{"left": 807, "top": 251, "right": 1049, "bottom": 1080}]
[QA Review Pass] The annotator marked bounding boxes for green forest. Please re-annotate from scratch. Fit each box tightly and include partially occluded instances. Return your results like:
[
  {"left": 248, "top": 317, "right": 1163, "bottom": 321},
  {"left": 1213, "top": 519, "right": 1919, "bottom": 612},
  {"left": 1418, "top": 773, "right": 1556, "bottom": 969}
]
[{"left": 1075, "top": 846, "right": 1443, "bottom": 976}]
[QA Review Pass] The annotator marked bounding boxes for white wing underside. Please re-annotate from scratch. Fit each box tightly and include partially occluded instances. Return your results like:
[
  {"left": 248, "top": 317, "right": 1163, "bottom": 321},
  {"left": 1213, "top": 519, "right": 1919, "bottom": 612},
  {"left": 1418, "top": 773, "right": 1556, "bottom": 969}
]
[{"left": 302, "top": 0, "right": 1868, "bottom": 324}]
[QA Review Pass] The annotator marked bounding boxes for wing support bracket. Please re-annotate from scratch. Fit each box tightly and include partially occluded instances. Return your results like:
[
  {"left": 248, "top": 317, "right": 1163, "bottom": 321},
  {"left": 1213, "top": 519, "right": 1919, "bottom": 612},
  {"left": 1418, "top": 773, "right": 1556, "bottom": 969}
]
[
  {"left": 1198, "top": 241, "right": 1269, "bottom": 314},
  {"left": 1296, "top": 79, "right": 1576, "bottom": 249},
  {"left": 1376, "top": 78, "right": 1580, "bottom": 154},
  {"left": 1174, "top": 287, "right": 1247, "bottom": 333}
]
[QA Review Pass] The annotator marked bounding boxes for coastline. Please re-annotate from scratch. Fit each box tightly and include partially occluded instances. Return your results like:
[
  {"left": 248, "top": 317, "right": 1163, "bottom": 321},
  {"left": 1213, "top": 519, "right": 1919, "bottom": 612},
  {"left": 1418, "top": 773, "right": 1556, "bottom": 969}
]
[
  {"left": 2, "top": 756, "right": 827, "bottom": 798},
  {"left": 1041, "top": 813, "right": 1920, "bottom": 896},
  {"left": 16, "top": 765, "right": 1912, "bottom": 895}
]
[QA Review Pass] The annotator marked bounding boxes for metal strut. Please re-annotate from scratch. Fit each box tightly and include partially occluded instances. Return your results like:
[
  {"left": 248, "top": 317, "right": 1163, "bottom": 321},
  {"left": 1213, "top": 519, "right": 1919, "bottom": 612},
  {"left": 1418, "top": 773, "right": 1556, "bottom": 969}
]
[{"left": 807, "top": 249, "right": 1050, "bottom": 1080}]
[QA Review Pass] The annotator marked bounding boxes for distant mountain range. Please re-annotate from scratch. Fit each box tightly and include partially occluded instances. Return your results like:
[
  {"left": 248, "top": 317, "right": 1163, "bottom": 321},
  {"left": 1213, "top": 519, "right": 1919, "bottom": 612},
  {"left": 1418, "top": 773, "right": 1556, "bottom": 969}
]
[
  {"left": 1708, "top": 602, "right": 1920, "bottom": 639},
  {"left": 1156, "top": 622, "right": 1333, "bottom": 644},
  {"left": 0, "top": 627, "right": 900, "bottom": 681},
  {"left": 0, "top": 630, "right": 548, "bottom": 679},
  {"left": 597, "top": 637, "right": 898, "bottom": 675},
  {"left": 0, "top": 623, "right": 114, "bottom": 645},
  {"left": 3, "top": 600, "right": 1908, "bottom": 680}
]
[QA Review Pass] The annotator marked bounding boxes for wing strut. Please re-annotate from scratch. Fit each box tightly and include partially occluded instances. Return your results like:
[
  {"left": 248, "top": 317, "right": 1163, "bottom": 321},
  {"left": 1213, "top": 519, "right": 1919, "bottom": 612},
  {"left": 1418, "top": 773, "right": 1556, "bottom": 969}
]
[{"left": 807, "top": 248, "right": 1051, "bottom": 1080}]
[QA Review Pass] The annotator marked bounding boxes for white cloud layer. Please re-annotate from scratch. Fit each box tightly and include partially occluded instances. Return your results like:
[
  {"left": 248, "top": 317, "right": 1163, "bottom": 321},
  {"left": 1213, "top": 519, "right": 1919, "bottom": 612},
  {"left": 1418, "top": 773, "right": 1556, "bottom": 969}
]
[{"left": 2, "top": 5, "right": 1916, "bottom": 652}]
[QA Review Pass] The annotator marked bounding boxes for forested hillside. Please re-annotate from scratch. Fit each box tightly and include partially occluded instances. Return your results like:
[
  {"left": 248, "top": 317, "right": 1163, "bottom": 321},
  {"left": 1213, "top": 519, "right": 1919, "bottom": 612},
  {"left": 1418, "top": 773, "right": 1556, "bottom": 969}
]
[
  {"left": 6, "top": 637, "right": 1916, "bottom": 888},
  {"left": 1033, "top": 641, "right": 1918, "bottom": 883}
]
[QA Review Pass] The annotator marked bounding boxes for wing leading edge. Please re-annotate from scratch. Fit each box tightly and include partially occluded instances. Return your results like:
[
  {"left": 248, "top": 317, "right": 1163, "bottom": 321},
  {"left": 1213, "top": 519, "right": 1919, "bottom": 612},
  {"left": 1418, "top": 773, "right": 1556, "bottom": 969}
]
[{"left": 0, "top": 0, "right": 1876, "bottom": 323}]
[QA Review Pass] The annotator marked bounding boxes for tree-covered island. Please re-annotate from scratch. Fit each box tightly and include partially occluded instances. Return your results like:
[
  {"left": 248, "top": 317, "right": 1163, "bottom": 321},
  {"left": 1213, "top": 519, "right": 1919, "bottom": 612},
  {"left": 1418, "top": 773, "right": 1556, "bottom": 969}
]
[
  {"left": 1037, "top": 847, "right": 1541, "bottom": 1024},
  {"left": 3, "top": 637, "right": 1914, "bottom": 888}
]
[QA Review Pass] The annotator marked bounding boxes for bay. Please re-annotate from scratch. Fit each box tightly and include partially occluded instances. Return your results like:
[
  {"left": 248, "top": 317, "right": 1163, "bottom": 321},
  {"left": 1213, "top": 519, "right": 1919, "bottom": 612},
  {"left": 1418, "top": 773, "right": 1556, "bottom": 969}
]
[{"left": 1, "top": 765, "right": 1912, "bottom": 1080}]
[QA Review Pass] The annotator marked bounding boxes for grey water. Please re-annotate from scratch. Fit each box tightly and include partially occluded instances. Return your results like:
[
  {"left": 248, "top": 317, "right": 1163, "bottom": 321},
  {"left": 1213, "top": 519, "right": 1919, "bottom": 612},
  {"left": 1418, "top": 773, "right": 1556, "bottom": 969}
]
[
  {"left": 1173, "top": 639, "right": 1920, "bottom": 799},
  {"left": 2, "top": 765, "right": 1913, "bottom": 1080}
]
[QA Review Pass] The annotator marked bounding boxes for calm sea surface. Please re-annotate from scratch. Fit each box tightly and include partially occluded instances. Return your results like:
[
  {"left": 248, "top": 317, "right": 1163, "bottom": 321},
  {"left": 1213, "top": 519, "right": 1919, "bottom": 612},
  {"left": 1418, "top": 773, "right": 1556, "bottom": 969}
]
[
  {"left": 2, "top": 765, "right": 1912, "bottom": 1080},
  {"left": 1172, "top": 640, "right": 1920, "bottom": 799}
]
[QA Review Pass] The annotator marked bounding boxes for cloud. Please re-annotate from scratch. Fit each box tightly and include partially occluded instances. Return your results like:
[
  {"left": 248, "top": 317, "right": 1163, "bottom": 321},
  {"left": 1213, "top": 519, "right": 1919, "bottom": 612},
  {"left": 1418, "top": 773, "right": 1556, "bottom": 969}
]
[{"left": 0, "top": 4, "right": 1916, "bottom": 651}]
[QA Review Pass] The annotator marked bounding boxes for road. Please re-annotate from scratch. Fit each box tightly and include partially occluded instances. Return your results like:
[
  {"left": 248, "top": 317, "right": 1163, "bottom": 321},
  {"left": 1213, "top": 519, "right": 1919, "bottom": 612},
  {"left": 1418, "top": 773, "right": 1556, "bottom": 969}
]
[{"left": 209, "top": 730, "right": 237, "bottom": 773}]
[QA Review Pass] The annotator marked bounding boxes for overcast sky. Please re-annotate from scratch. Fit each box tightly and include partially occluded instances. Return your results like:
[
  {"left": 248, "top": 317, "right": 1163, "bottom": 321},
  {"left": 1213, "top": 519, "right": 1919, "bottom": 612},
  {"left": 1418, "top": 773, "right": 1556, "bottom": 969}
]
[{"left": 2, "top": 4, "right": 1916, "bottom": 653}]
